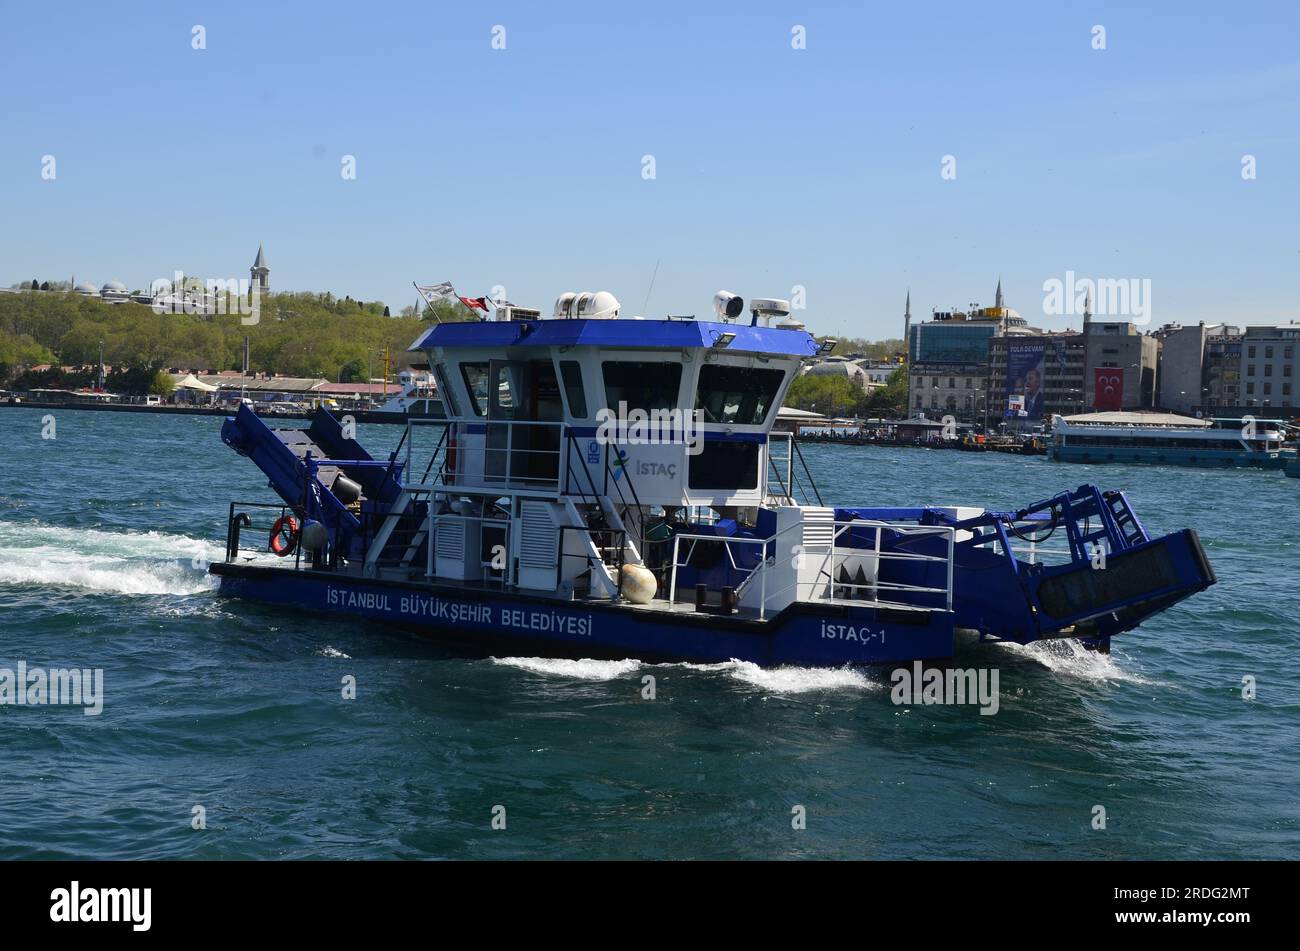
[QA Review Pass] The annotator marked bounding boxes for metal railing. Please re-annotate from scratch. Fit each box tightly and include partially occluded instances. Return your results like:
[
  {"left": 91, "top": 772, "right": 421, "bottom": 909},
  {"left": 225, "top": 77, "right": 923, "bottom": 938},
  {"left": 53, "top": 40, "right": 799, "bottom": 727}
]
[
  {"left": 556, "top": 523, "right": 627, "bottom": 599},
  {"left": 666, "top": 519, "right": 954, "bottom": 619},
  {"left": 766, "top": 432, "right": 823, "bottom": 506},
  {"left": 404, "top": 418, "right": 566, "bottom": 493},
  {"left": 224, "top": 500, "right": 310, "bottom": 569}
]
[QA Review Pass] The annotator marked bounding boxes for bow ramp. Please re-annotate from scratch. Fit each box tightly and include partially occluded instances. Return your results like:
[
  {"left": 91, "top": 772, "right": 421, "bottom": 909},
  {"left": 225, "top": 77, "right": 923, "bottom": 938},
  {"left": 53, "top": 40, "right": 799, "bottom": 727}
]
[
  {"left": 839, "top": 484, "right": 1216, "bottom": 648},
  {"left": 220, "top": 405, "right": 414, "bottom": 564}
]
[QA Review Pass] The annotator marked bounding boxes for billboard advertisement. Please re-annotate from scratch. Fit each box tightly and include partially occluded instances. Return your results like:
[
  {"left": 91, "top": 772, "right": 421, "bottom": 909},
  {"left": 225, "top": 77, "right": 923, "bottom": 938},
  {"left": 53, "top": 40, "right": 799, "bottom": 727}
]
[{"left": 1006, "top": 342, "right": 1047, "bottom": 420}]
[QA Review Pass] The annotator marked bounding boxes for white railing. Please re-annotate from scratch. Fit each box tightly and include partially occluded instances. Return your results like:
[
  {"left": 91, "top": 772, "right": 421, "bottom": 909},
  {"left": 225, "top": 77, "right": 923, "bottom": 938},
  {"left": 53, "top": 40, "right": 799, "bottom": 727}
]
[
  {"left": 403, "top": 418, "right": 567, "bottom": 494},
  {"left": 765, "top": 432, "right": 796, "bottom": 504},
  {"left": 666, "top": 519, "right": 955, "bottom": 619}
]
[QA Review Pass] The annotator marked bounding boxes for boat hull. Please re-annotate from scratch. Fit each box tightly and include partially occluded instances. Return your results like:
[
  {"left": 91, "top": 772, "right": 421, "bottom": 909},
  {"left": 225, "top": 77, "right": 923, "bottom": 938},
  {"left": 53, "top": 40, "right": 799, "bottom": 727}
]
[
  {"left": 210, "top": 562, "right": 956, "bottom": 667},
  {"left": 1051, "top": 445, "right": 1291, "bottom": 468}
]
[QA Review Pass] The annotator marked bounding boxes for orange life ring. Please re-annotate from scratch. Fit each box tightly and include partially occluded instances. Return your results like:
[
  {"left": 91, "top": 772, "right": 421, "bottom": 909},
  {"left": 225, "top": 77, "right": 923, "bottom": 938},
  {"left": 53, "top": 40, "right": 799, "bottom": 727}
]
[{"left": 270, "top": 515, "right": 299, "bottom": 556}]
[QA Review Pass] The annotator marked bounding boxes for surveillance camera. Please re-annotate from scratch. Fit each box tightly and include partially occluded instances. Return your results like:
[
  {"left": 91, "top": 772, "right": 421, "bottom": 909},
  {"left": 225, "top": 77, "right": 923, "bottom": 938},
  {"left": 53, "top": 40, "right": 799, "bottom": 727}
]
[{"left": 713, "top": 291, "right": 744, "bottom": 321}]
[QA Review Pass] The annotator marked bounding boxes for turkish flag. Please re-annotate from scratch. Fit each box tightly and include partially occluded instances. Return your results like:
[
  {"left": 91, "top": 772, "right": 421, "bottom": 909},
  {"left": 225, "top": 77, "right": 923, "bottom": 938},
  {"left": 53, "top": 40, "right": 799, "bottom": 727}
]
[
  {"left": 458, "top": 295, "right": 489, "bottom": 312},
  {"left": 1093, "top": 367, "right": 1124, "bottom": 411}
]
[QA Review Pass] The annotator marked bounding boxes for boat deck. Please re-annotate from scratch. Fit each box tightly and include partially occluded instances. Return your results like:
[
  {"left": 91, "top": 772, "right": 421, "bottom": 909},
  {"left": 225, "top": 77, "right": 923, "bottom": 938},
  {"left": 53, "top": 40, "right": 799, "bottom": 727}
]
[{"left": 359, "top": 563, "right": 933, "bottom": 620}]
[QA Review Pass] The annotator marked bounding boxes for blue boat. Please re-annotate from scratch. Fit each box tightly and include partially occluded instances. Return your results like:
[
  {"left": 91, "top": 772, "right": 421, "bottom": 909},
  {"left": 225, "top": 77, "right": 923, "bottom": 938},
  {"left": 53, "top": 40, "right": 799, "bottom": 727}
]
[{"left": 211, "top": 291, "right": 1216, "bottom": 666}]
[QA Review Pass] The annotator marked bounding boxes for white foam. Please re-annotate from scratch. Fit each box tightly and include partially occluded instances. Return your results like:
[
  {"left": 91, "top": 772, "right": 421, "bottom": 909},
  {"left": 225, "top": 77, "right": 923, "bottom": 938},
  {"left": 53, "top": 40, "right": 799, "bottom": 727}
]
[
  {"left": 491, "top": 656, "right": 642, "bottom": 680},
  {"left": 0, "top": 520, "right": 219, "bottom": 597},
  {"left": 989, "top": 638, "right": 1154, "bottom": 685},
  {"left": 317, "top": 646, "right": 351, "bottom": 659},
  {"left": 489, "top": 654, "right": 880, "bottom": 693},
  {"left": 693, "top": 659, "right": 879, "bottom": 694}
]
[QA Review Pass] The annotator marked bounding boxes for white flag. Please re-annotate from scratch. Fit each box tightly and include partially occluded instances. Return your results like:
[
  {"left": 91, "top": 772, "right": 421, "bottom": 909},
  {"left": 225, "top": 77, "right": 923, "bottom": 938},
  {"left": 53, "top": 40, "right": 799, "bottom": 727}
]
[{"left": 414, "top": 281, "right": 456, "bottom": 307}]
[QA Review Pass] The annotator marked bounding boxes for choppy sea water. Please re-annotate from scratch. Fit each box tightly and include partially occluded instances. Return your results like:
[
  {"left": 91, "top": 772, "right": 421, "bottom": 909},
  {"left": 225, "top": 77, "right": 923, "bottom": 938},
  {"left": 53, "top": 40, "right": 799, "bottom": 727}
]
[{"left": 0, "top": 408, "right": 1296, "bottom": 859}]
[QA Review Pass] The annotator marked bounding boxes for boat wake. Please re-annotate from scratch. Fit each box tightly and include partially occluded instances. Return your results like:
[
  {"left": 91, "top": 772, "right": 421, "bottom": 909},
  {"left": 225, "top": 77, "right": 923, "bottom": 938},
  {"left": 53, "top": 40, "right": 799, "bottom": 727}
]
[
  {"left": 492, "top": 655, "right": 879, "bottom": 694},
  {"left": 0, "top": 520, "right": 220, "bottom": 597},
  {"left": 492, "top": 657, "right": 642, "bottom": 680},
  {"left": 684, "top": 660, "right": 880, "bottom": 694},
  {"left": 984, "top": 637, "right": 1155, "bottom": 685}
]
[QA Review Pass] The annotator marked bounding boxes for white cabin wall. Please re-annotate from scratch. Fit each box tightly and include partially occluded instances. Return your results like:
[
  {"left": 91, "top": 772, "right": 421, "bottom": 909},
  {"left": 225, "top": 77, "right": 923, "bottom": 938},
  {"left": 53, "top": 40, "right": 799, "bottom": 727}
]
[{"left": 424, "top": 342, "right": 803, "bottom": 510}]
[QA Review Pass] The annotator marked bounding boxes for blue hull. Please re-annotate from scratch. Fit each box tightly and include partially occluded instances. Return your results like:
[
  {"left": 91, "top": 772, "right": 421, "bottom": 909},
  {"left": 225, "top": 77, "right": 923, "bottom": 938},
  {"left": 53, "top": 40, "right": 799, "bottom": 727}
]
[{"left": 211, "top": 563, "right": 956, "bottom": 667}]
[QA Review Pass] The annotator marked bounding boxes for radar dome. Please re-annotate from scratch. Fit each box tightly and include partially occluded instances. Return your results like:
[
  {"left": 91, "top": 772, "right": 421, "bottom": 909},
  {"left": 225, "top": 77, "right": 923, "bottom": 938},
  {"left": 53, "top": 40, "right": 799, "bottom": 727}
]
[
  {"left": 553, "top": 292, "right": 578, "bottom": 318},
  {"left": 577, "top": 291, "right": 620, "bottom": 319},
  {"left": 555, "top": 290, "right": 621, "bottom": 319}
]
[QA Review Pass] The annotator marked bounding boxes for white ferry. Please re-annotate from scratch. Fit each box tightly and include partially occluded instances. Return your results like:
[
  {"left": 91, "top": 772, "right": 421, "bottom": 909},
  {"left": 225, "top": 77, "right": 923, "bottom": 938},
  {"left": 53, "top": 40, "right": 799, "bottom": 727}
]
[{"left": 1050, "top": 412, "right": 1296, "bottom": 469}]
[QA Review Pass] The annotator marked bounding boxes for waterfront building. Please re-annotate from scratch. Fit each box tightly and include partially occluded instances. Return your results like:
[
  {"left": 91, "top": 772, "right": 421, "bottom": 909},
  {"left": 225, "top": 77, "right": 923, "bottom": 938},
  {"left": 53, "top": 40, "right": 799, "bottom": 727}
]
[
  {"left": 987, "top": 331, "right": 1086, "bottom": 426},
  {"left": 1152, "top": 322, "right": 1237, "bottom": 415},
  {"left": 1083, "top": 320, "right": 1159, "bottom": 410},
  {"left": 906, "top": 280, "right": 1025, "bottom": 423},
  {"left": 1239, "top": 322, "right": 1300, "bottom": 416},
  {"left": 1204, "top": 330, "right": 1243, "bottom": 411}
]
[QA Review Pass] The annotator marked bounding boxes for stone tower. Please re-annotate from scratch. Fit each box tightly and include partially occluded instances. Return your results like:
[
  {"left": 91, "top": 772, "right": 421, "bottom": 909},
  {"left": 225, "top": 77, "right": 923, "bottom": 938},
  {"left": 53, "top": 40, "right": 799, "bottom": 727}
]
[{"left": 250, "top": 244, "right": 270, "bottom": 297}]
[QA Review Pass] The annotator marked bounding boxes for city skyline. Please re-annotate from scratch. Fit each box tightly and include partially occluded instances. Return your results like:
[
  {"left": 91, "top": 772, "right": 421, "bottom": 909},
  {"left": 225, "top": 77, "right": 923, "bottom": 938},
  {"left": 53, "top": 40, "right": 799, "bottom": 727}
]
[{"left": 3, "top": 0, "right": 1298, "bottom": 337}]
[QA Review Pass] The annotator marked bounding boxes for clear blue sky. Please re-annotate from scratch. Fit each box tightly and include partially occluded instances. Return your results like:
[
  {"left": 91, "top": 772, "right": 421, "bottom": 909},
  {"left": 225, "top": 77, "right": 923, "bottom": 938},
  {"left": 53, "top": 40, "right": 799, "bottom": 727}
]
[{"left": 2, "top": 0, "right": 1297, "bottom": 338}]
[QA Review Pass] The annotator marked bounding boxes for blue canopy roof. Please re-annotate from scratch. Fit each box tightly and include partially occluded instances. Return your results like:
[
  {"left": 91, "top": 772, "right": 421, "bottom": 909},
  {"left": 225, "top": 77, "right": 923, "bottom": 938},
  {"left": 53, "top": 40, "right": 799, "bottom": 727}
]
[{"left": 408, "top": 318, "right": 818, "bottom": 358}]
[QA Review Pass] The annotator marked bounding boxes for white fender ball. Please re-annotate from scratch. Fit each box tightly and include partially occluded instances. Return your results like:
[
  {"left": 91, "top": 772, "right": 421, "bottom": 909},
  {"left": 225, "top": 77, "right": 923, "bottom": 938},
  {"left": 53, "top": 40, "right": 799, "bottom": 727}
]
[{"left": 620, "top": 565, "right": 658, "bottom": 604}]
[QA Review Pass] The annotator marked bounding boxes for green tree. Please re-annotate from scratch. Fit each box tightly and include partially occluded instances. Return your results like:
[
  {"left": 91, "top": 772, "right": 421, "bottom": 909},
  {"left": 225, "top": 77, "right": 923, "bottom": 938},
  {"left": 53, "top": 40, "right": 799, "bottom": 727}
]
[
  {"left": 864, "top": 365, "right": 908, "bottom": 417},
  {"left": 149, "top": 370, "right": 176, "bottom": 396},
  {"left": 784, "top": 373, "right": 866, "bottom": 417}
]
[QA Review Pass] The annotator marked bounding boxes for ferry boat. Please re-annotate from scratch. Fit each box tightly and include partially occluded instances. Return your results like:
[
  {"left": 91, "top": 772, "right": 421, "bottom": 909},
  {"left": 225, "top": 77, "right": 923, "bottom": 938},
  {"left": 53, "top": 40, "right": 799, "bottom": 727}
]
[
  {"left": 367, "top": 370, "right": 444, "bottom": 422},
  {"left": 210, "top": 291, "right": 1216, "bottom": 667},
  {"left": 1050, "top": 412, "right": 1296, "bottom": 469}
]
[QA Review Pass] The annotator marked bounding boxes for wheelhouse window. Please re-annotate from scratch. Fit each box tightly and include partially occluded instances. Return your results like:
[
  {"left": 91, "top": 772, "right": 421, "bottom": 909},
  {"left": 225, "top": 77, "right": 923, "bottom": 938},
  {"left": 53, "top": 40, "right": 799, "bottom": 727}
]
[
  {"left": 434, "top": 365, "right": 461, "bottom": 418},
  {"left": 688, "top": 441, "right": 760, "bottom": 490},
  {"left": 694, "top": 364, "right": 785, "bottom": 425},
  {"left": 601, "top": 361, "right": 682, "bottom": 412},
  {"left": 559, "top": 360, "right": 588, "bottom": 418},
  {"left": 459, "top": 362, "right": 490, "bottom": 416}
]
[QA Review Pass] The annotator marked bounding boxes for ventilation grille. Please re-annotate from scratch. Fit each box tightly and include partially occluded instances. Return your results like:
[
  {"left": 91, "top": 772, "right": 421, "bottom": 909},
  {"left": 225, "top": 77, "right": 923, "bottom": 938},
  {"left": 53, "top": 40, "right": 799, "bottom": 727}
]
[
  {"left": 801, "top": 507, "right": 836, "bottom": 549},
  {"left": 519, "top": 501, "right": 557, "bottom": 569},
  {"left": 435, "top": 517, "right": 466, "bottom": 561}
]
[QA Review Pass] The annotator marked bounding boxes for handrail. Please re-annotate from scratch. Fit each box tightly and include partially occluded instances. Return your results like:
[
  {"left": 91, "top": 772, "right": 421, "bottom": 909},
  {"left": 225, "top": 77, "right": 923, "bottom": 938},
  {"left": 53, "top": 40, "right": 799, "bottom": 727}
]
[
  {"left": 766, "top": 432, "right": 795, "bottom": 504},
  {"left": 555, "top": 523, "right": 626, "bottom": 599},
  {"left": 597, "top": 434, "right": 648, "bottom": 555},
  {"left": 375, "top": 423, "right": 411, "bottom": 499},
  {"left": 665, "top": 519, "right": 954, "bottom": 619},
  {"left": 563, "top": 429, "right": 603, "bottom": 502},
  {"left": 790, "top": 436, "right": 824, "bottom": 506}
]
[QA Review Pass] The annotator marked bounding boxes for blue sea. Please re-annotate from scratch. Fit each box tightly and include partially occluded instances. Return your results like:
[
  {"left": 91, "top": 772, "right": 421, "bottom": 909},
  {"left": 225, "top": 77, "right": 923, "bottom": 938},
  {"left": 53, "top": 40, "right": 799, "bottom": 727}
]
[{"left": 0, "top": 408, "right": 1296, "bottom": 859}]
